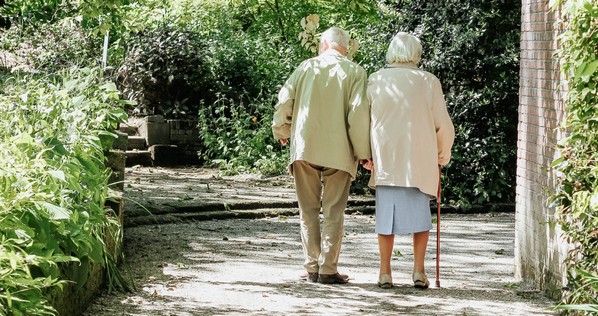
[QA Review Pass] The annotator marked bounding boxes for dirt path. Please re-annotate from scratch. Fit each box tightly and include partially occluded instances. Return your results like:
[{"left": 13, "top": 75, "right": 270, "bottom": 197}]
[{"left": 83, "top": 167, "right": 557, "bottom": 315}]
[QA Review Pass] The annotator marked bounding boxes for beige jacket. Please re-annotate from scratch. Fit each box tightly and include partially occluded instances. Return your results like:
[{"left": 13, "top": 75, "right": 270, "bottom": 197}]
[
  {"left": 367, "top": 63, "right": 455, "bottom": 197},
  {"left": 272, "top": 49, "right": 371, "bottom": 179}
]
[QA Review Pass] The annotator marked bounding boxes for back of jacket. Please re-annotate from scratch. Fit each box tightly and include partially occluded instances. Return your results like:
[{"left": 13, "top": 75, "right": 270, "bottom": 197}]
[
  {"left": 272, "top": 49, "right": 371, "bottom": 178},
  {"left": 367, "top": 63, "right": 454, "bottom": 197}
]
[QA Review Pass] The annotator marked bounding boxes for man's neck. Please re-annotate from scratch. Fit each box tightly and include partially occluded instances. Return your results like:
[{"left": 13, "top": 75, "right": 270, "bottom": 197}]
[{"left": 321, "top": 46, "right": 347, "bottom": 56}]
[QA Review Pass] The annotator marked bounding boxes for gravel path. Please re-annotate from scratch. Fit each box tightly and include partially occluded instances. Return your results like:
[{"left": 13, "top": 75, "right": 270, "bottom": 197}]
[{"left": 83, "top": 167, "right": 557, "bottom": 315}]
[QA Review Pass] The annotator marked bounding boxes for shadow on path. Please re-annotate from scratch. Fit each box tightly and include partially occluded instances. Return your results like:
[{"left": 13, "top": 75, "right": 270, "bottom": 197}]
[{"left": 84, "top": 167, "right": 555, "bottom": 315}]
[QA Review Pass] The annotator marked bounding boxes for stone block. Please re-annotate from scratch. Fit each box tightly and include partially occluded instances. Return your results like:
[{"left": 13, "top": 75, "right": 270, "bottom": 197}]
[
  {"left": 147, "top": 122, "right": 170, "bottom": 146},
  {"left": 127, "top": 135, "right": 147, "bottom": 150},
  {"left": 47, "top": 262, "right": 104, "bottom": 316},
  {"left": 112, "top": 131, "right": 128, "bottom": 151},
  {"left": 146, "top": 114, "right": 165, "bottom": 123},
  {"left": 106, "top": 150, "right": 126, "bottom": 191},
  {"left": 149, "top": 145, "right": 184, "bottom": 166},
  {"left": 105, "top": 194, "right": 125, "bottom": 226},
  {"left": 118, "top": 124, "right": 138, "bottom": 136},
  {"left": 125, "top": 150, "right": 153, "bottom": 166}
]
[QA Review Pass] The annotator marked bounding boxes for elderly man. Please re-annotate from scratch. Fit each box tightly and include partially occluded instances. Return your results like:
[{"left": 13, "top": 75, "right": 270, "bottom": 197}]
[{"left": 272, "top": 27, "right": 371, "bottom": 284}]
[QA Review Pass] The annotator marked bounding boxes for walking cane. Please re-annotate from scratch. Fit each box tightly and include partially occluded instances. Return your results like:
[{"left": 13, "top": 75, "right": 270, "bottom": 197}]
[{"left": 435, "top": 165, "right": 441, "bottom": 288}]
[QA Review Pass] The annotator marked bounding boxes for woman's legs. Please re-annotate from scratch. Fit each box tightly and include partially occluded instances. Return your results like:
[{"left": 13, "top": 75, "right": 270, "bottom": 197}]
[
  {"left": 378, "top": 234, "right": 395, "bottom": 275},
  {"left": 413, "top": 230, "right": 429, "bottom": 273}
]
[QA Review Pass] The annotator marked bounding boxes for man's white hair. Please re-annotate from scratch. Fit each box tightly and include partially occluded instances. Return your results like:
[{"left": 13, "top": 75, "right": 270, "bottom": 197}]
[
  {"left": 386, "top": 32, "right": 422, "bottom": 64},
  {"left": 320, "top": 27, "right": 350, "bottom": 49}
]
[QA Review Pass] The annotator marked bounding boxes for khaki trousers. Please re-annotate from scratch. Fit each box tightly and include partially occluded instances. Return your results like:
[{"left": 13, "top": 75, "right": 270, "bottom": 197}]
[{"left": 292, "top": 160, "right": 352, "bottom": 275}]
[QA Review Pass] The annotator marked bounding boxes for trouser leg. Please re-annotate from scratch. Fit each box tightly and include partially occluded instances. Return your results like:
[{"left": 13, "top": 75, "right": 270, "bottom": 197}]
[
  {"left": 319, "top": 167, "right": 351, "bottom": 274},
  {"left": 292, "top": 161, "right": 322, "bottom": 273}
]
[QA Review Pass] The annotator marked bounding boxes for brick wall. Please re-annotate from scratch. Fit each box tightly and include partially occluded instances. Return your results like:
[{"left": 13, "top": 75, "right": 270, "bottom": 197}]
[{"left": 515, "top": 0, "right": 568, "bottom": 296}]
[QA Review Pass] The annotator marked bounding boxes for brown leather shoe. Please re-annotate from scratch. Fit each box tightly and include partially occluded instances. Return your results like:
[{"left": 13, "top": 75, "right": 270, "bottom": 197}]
[
  {"left": 299, "top": 272, "right": 318, "bottom": 282},
  {"left": 317, "top": 273, "right": 349, "bottom": 284}
]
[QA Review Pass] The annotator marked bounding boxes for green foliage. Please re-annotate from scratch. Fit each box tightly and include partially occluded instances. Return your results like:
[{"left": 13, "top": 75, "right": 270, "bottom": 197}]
[
  {"left": 5, "top": 0, "right": 521, "bottom": 205},
  {"left": 191, "top": 0, "right": 521, "bottom": 198},
  {"left": 0, "top": 0, "right": 71, "bottom": 25},
  {"left": 0, "top": 0, "right": 137, "bottom": 74},
  {"left": 1, "top": 18, "right": 97, "bottom": 72},
  {"left": 0, "top": 0, "right": 131, "bottom": 35},
  {"left": 382, "top": 0, "right": 521, "bottom": 208},
  {"left": 0, "top": 67, "right": 130, "bottom": 315},
  {"left": 114, "top": 1, "right": 297, "bottom": 119},
  {"left": 549, "top": 0, "right": 598, "bottom": 313},
  {"left": 189, "top": 0, "right": 384, "bottom": 175},
  {"left": 116, "top": 24, "right": 210, "bottom": 117},
  {"left": 198, "top": 94, "right": 288, "bottom": 176}
]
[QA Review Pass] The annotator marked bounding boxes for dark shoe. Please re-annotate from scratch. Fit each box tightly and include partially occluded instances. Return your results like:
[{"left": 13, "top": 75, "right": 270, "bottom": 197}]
[
  {"left": 317, "top": 273, "right": 349, "bottom": 284},
  {"left": 299, "top": 272, "right": 318, "bottom": 282}
]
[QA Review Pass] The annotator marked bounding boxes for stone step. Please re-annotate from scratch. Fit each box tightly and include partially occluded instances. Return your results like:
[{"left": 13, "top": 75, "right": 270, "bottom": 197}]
[
  {"left": 125, "top": 150, "right": 152, "bottom": 166},
  {"left": 112, "top": 131, "right": 128, "bottom": 151},
  {"left": 119, "top": 123, "right": 139, "bottom": 136},
  {"left": 127, "top": 136, "right": 147, "bottom": 150}
]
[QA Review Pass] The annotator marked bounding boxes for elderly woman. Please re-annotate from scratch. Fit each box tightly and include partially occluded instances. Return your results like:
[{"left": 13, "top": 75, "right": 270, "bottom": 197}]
[{"left": 363, "top": 32, "right": 455, "bottom": 289}]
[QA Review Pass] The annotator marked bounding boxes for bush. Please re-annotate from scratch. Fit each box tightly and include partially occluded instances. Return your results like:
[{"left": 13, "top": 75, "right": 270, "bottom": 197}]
[
  {"left": 382, "top": 0, "right": 521, "bottom": 208},
  {"left": 198, "top": 93, "right": 288, "bottom": 175},
  {"left": 0, "top": 67, "right": 130, "bottom": 315},
  {"left": 0, "top": 18, "right": 99, "bottom": 72},
  {"left": 116, "top": 24, "right": 211, "bottom": 117},
  {"left": 550, "top": 0, "right": 598, "bottom": 312},
  {"left": 116, "top": 1, "right": 303, "bottom": 120},
  {"left": 194, "top": 0, "right": 384, "bottom": 175},
  {"left": 193, "top": 0, "right": 521, "bottom": 203}
]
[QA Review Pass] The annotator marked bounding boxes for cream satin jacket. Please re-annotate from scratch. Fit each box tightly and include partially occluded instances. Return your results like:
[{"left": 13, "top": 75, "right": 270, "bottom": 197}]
[
  {"left": 367, "top": 63, "right": 455, "bottom": 197},
  {"left": 272, "top": 49, "right": 371, "bottom": 178}
]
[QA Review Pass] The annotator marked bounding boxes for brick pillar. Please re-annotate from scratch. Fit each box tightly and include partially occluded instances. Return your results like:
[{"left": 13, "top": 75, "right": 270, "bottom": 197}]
[{"left": 515, "top": 0, "right": 568, "bottom": 297}]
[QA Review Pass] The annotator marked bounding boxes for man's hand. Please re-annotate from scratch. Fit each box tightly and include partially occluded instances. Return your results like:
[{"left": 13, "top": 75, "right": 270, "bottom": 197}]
[
  {"left": 280, "top": 139, "right": 288, "bottom": 146},
  {"left": 360, "top": 158, "right": 373, "bottom": 170}
]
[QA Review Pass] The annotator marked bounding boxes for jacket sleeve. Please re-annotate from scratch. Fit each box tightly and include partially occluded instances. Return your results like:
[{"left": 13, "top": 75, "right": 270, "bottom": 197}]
[
  {"left": 272, "top": 72, "right": 297, "bottom": 140},
  {"left": 347, "top": 68, "right": 371, "bottom": 160},
  {"left": 432, "top": 78, "right": 455, "bottom": 166}
]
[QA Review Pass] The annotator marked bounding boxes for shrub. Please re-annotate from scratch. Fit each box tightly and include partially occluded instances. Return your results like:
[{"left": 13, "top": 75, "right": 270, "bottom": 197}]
[
  {"left": 193, "top": 1, "right": 521, "bottom": 204},
  {"left": 381, "top": 0, "right": 521, "bottom": 208},
  {"left": 550, "top": 0, "right": 598, "bottom": 313},
  {"left": 0, "top": 67, "right": 130, "bottom": 315},
  {"left": 195, "top": 0, "right": 384, "bottom": 175},
  {"left": 0, "top": 18, "right": 98, "bottom": 72},
  {"left": 115, "top": 24, "right": 211, "bottom": 117},
  {"left": 115, "top": 1, "right": 302, "bottom": 119},
  {"left": 198, "top": 93, "right": 288, "bottom": 175}
]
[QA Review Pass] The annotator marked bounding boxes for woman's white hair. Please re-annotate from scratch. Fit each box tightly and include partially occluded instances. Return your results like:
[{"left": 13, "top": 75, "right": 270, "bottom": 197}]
[
  {"left": 320, "top": 27, "right": 350, "bottom": 49},
  {"left": 386, "top": 32, "right": 422, "bottom": 64}
]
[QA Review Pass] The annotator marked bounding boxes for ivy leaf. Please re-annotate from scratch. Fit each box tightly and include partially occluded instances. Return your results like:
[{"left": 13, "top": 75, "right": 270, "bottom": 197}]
[{"left": 579, "top": 60, "right": 598, "bottom": 82}]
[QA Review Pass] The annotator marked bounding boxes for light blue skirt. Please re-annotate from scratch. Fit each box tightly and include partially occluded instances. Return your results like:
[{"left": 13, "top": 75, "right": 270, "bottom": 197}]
[{"left": 375, "top": 186, "right": 433, "bottom": 235}]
